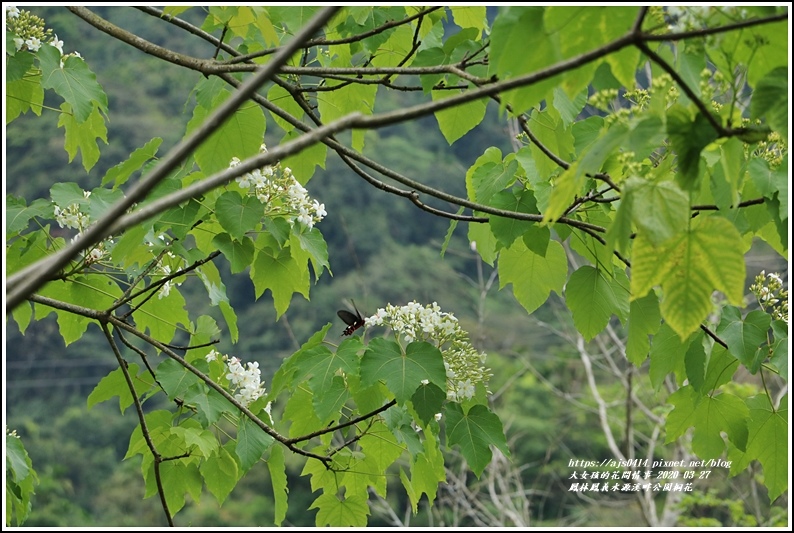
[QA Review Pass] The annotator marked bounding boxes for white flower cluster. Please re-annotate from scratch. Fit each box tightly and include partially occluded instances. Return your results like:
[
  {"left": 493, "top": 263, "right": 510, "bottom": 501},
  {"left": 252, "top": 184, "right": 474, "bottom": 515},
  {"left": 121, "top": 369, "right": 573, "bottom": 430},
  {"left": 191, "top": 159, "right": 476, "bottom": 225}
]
[
  {"left": 229, "top": 144, "right": 327, "bottom": 230},
  {"left": 52, "top": 190, "right": 111, "bottom": 265},
  {"left": 750, "top": 271, "right": 788, "bottom": 324},
  {"left": 367, "top": 301, "right": 492, "bottom": 402},
  {"left": 205, "top": 350, "right": 269, "bottom": 410}
]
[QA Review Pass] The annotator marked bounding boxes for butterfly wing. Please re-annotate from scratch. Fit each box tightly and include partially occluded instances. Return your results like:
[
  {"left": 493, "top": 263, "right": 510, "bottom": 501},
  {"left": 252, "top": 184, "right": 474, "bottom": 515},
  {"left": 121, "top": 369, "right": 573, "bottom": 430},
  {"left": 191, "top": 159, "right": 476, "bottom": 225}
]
[{"left": 337, "top": 309, "right": 360, "bottom": 325}]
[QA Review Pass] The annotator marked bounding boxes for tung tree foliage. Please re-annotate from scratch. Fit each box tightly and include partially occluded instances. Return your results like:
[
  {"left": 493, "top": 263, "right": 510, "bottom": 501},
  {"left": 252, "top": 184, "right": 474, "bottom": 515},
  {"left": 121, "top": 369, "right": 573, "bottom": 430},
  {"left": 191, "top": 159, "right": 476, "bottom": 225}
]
[{"left": 5, "top": 5, "right": 789, "bottom": 527}]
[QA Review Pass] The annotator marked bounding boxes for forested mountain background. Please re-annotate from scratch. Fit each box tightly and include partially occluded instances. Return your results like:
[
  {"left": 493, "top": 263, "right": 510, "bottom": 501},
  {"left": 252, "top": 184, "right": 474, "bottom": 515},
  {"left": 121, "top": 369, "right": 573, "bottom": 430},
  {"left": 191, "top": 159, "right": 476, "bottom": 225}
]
[{"left": 4, "top": 6, "right": 788, "bottom": 527}]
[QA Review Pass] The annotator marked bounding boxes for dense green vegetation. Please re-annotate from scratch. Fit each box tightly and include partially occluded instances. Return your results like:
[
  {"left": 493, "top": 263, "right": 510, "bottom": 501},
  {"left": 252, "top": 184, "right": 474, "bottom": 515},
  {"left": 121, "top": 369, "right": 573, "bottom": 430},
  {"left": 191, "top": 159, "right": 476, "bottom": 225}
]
[{"left": 5, "top": 5, "right": 789, "bottom": 527}]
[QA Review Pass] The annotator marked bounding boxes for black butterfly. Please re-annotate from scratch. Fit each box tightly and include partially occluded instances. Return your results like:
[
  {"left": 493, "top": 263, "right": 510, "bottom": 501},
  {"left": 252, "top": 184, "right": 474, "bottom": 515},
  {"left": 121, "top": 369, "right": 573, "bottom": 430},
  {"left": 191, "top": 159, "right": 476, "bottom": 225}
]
[{"left": 337, "top": 302, "right": 365, "bottom": 336}]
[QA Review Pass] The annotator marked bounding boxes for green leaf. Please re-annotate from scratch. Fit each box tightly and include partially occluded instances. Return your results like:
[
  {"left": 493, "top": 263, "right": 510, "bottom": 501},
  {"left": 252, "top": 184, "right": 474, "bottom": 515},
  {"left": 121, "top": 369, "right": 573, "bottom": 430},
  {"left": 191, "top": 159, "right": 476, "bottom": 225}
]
[
  {"left": 411, "top": 382, "right": 446, "bottom": 426},
  {"left": 187, "top": 96, "right": 266, "bottom": 175},
  {"left": 565, "top": 266, "right": 630, "bottom": 341},
  {"left": 471, "top": 159, "right": 518, "bottom": 205},
  {"left": 157, "top": 358, "right": 202, "bottom": 400},
  {"left": 310, "top": 490, "right": 370, "bottom": 527},
  {"left": 267, "top": 83, "right": 305, "bottom": 132},
  {"left": 39, "top": 44, "right": 108, "bottom": 122},
  {"left": 728, "top": 394, "right": 788, "bottom": 501},
  {"left": 145, "top": 459, "right": 202, "bottom": 516},
  {"left": 359, "top": 420, "right": 403, "bottom": 482},
  {"left": 716, "top": 307, "right": 771, "bottom": 373},
  {"left": 290, "top": 228, "right": 331, "bottom": 280},
  {"left": 86, "top": 364, "right": 154, "bottom": 414},
  {"left": 316, "top": 81, "right": 377, "bottom": 152},
  {"left": 292, "top": 342, "right": 359, "bottom": 396},
  {"left": 450, "top": 6, "right": 486, "bottom": 33},
  {"left": 57, "top": 102, "right": 108, "bottom": 172},
  {"left": 283, "top": 386, "right": 323, "bottom": 438},
  {"left": 631, "top": 216, "right": 746, "bottom": 339},
  {"left": 132, "top": 284, "right": 189, "bottom": 343},
  {"left": 250, "top": 244, "right": 309, "bottom": 318},
  {"left": 236, "top": 415, "right": 274, "bottom": 473},
  {"left": 200, "top": 446, "right": 239, "bottom": 506},
  {"left": 750, "top": 66, "right": 788, "bottom": 142},
  {"left": 544, "top": 122, "right": 629, "bottom": 223},
  {"left": 182, "top": 385, "right": 233, "bottom": 428},
  {"left": 212, "top": 233, "right": 255, "bottom": 274},
  {"left": 466, "top": 147, "right": 503, "bottom": 200},
  {"left": 648, "top": 323, "right": 691, "bottom": 389},
  {"left": 5, "top": 196, "right": 52, "bottom": 236},
  {"left": 215, "top": 191, "right": 263, "bottom": 241},
  {"left": 402, "top": 431, "right": 445, "bottom": 512},
  {"left": 702, "top": 344, "right": 739, "bottom": 393},
  {"left": 170, "top": 426, "right": 218, "bottom": 457},
  {"left": 498, "top": 239, "right": 567, "bottom": 314},
  {"left": 667, "top": 106, "right": 720, "bottom": 190},
  {"left": 526, "top": 106, "right": 574, "bottom": 180},
  {"left": 488, "top": 189, "right": 538, "bottom": 249},
  {"left": 769, "top": 320, "right": 788, "bottom": 378},
  {"left": 360, "top": 339, "right": 447, "bottom": 405},
  {"left": 281, "top": 129, "right": 328, "bottom": 183},
  {"left": 444, "top": 403, "right": 509, "bottom": 478},
  {"left": 101, "top": 138, "right": 163, "bottom": 188},
  {"left": 432, "top": 90, "right": 487, "bottom": 145},
  {"left": 625, "top": 293, "right": 661, "bottom": 366},
  {"left": 468, "top": 217, "right": 498, "bottom": 265},
  {"left": 6, "top": 68, "right": 44, "bottom": 123},
  {"left": 267, "top": 445, "right": 289, "bottom": 526},
  {"left": 624, "top": 177, "right": 689, "bottom": 246},
  {"left": 490, "top": 7, "right": 560, "bottom": 114},
  {"left": 666, "top": 387, "right": 749, "bottom": 458}
]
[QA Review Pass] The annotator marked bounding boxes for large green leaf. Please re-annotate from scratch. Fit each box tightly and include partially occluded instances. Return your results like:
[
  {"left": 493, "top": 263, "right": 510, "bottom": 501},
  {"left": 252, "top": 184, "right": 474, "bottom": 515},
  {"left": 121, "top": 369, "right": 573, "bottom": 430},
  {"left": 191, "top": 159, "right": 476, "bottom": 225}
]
[
  {"left": 565, "top": 265, "right": 629, "bottom": 340},
  {"left": 290, "top": 228, "right": 331, "bottom": 280},
  {"left": 267, "top": 445, "right": 289, "bottom": 526},
  {"left": 157, "top": 358, "right": 202, "bottom": 400},
  {"left": 666, "top": 386, "right": 749, "bottom": 459},
  {"left": 360, "top": 339, "right": 447, "bottom": 405},
  {"left": 6, "top": 66, "right": 44, "bottom": 122},
  {"left": 281, "top": 128, "right": 328, "bottom": 184},
  {"left": 631, "top": 216, "right": 746, "bottom": 339},
  {"left": 310, "top": 490, "right": 370, "bottom": 527},
  {"left": 750, "top": 66, "right": 788, "bottom": 142},
  {"left": 488, "top": 189, "right": 538, "bottom": 249},
  {"left": 716, "top": 307, "right": 771, "bottom": 373},
  {"left": 200, "top": 445, "right": 239, "bottom": 506},
  {"left": 471, "top": 159, "right": 518, "bottom": 205},
  {"left": 667, "top": 106, "right": 720, "bottom": 190},
  {"left": 544, "top": 121, "right": 629, "bottom": 223},
  {"left": 212, "top": 233, "right": 255, "bottom": 274},
  {"left": 728, "top": 394, "right": 788, "bottom": 502},
  {"left": 101, "top": 138, "right": 163, "bottom": 188},
  {"left": 624, "top": 177, "right": 690, "bottom": 246},
  {"left": 39, "top": 44, "right": 108, "bottom": 122},
  {"left": 444, "top": 403, "right": 509, "bottom": 478},
  {"left": 648, "top": 323, "right": 691, "bottom": 389},
  {"left": 236, "top": 415, "right": 274, "bottom": 473},
  {"left": 250, "top": 244, "right": 309, "bottom": 318},
  {"left": 186, "top": 95, "right": 266, "bottom": 175},
  {"left": 498, "top": 239, "right": 567, "bottom": 314},
  {"left": 625, "top": 292, "right": 661, "bottom": 366},
  {"left": 432, "top": 90, "right": 487, "bottom": 145},
  {"left": 489, "top": 7, "right": 561, "bottom": 114},
  {"left": 87, "top": 364, "right": 154, "bottom": 414},
  {"left": 526, "top": 106, "right": 574, "bottom": 180},
  {"left": 57, "top": 102, "right": 108, "bottom": 172},
  {"left": 215, "top": 191, "right": 264, "bottom": 241}
]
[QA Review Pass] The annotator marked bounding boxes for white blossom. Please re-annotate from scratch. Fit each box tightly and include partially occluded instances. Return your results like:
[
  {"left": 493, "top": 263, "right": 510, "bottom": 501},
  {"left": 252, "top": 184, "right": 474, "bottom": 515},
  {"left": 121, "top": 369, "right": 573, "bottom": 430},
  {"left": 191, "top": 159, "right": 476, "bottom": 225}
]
[{"left": 367, "top": 301, "right": 491, "bottom": 401}]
